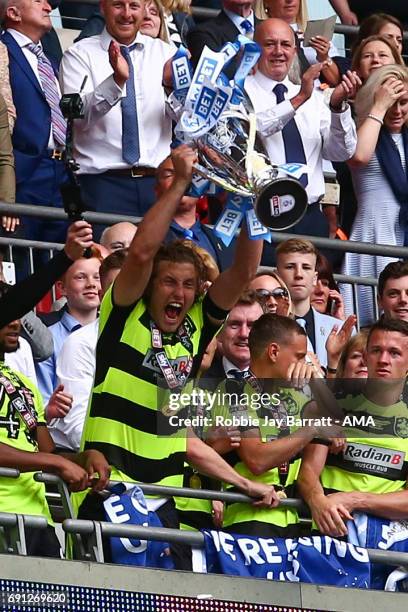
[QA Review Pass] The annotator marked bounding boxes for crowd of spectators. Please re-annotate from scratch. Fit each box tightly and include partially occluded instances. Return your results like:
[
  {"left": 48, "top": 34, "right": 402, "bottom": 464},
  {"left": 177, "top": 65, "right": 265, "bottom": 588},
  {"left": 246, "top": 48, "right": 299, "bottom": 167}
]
[{"left": 0, "top": 0, "right": 408, "bottom": 588}]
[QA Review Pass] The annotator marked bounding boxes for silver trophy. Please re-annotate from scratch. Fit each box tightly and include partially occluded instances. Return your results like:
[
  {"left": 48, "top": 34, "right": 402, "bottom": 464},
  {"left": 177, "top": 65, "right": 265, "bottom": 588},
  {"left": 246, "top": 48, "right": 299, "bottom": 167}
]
[
  {"left": 192, "top": 107, "right": 308, "bottom": 231},
  {"left": 169, "top": 40, "right": 308, "bottom": 231}
]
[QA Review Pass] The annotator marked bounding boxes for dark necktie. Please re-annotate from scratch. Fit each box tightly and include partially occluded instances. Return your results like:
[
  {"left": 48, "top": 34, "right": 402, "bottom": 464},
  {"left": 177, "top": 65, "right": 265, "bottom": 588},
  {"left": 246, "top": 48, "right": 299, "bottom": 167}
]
[
  {"left": 273, "top": 83, "right": 308, "bottom": 187},
  {"left": 27, "top": 43, "right": 67, "bottom": 146},
  {"left": 120, "top": 44, "right": 140, "bottom": 165},
  {"left": 229, "top": 369, "right": 247, "bottom": 381},
  {"left": 241, "top": 19, "right": 253, "bottom": 36}
]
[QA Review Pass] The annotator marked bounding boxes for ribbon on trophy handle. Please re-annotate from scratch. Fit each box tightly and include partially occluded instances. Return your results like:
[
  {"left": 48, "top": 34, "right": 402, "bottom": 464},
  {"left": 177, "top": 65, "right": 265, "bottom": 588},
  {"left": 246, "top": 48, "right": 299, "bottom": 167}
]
[{"left": 166, "top": 37, "right": 309, "bottom": 244}]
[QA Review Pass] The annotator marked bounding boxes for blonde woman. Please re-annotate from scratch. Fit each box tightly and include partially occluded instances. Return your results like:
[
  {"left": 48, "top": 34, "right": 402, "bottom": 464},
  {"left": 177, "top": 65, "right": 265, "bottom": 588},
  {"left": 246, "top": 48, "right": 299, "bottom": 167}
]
[
  {"left": 351, "top": 35, "right": 404, "bottom": 83},
  {"left": 160, "top": 0, "right": 195, "bottom": 47},
  {"left": 141, "top": 0, "right": 169, "bottom": 43},
  {"left": 255, "top": 0, "right": 308, "bottom": 30},
  {"left": 248, "top": 270, "right": 292, "bottom": 317},
  {"left": 342, "top": 64, "right": 408, "bottom": 326}
]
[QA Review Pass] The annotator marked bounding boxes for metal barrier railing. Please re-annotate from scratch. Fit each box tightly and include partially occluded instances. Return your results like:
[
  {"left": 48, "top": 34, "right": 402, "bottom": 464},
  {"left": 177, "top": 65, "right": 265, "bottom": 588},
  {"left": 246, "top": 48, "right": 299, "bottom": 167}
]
[
  {"left": 61, "top": 518, "right": 408, "bottom": 569},
  {"left": 2, "top": 469, "right": 408, "bottom": 574},
  {"left": 34, "top": 472, "right": 307, "bottom": 512},
  {"left": 0, "top": 201, "right": 397, "bottom": 326},
  {"left": 2, "top": 201, "right": 408, "bottom": 259}
]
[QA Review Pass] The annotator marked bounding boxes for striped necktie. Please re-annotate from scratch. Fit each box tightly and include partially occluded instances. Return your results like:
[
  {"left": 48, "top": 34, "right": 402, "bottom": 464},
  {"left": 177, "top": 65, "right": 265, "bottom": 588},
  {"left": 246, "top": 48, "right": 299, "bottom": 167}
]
[
  {"left": 120, "top": 44, "right": 140, "bottom": 165},
  {"left": 27, "top": 43, "right": 66, "bottom": 146}
]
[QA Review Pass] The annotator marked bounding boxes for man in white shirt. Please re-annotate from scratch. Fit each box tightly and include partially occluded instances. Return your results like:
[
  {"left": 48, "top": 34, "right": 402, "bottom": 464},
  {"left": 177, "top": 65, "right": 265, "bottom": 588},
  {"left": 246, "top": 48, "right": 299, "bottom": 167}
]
[
  {"left": 50, "top": 249, "right": 127, "bottom": 451},
  {"left": 245, "top": 18, "right": 358, "bottom": 243},
  {"left": 60, "top": 0, "right": 174, "bottom": 234}
]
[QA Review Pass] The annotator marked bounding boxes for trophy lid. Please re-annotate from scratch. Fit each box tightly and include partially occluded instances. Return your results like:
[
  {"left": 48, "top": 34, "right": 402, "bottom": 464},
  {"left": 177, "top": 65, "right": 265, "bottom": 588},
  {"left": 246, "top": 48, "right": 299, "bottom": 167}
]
[{"left": 255, "top": 177, "right": 308, "bottom": 231}]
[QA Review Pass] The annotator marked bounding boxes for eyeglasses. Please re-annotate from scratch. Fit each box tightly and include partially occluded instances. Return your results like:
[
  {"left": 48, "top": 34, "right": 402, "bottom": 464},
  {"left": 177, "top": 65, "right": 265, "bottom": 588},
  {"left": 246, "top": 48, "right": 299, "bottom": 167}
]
[{"left": 255, "top": 288, "right": 289, "bottom": 300}]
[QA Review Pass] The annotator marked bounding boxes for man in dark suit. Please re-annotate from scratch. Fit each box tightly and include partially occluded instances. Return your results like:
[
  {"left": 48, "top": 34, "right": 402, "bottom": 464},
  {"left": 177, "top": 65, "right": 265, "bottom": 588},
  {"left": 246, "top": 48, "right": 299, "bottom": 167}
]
[
  {"left": 1, "top": 0, "right": 68, "bottom": 251},
  {"left": 157, "top": 155, "right": 235, "bottom": 272},
  {"left": 205, "top": 291, "right": 263, "bottom": 382},
  {"left": 187, "top": 0, "right": 258, "bottom": 80}
]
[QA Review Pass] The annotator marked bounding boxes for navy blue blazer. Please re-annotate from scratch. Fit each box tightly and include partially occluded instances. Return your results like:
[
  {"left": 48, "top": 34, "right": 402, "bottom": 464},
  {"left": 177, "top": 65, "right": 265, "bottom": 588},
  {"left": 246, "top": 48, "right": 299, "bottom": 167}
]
[{"left": 2, "top": 31, "right": 55, "bottom": 184}]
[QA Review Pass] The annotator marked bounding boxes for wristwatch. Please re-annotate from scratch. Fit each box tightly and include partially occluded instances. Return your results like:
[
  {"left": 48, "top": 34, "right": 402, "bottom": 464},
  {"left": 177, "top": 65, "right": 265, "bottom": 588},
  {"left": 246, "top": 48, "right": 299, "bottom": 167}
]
[{"left": 329, "top": 100, "right": 348, "bottom": 113}]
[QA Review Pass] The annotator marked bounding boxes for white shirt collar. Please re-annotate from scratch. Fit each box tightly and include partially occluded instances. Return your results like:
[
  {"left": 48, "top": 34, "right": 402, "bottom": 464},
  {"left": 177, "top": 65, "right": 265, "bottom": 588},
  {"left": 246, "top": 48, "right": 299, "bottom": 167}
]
[
  {"left": 222, "top": 356, "right": 249, "bottom": 377},
  {"left": 100, "top": 27, "right": 145, "bottom": 52},
  {"left": 253, "top": 70, "right": 291, "bottom": 93},
  {"left": 223, "top": 8, "right": 254, "bottom": 34},
  {"left": 7, "top": 28, "right": 41, "bottom": 49}
]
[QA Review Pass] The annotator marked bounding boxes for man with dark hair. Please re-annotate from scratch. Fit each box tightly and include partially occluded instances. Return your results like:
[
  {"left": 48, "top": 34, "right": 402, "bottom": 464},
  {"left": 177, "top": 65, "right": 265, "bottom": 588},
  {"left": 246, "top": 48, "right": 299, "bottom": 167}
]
[
  {"left": 378, "top": 261, "right": 408, "bottom": 322},
  {"left": 78, "top": 145, "right": 278, "bottom": 567},
  {"left": 298, "top": 317, "right": 408, "bottom": 538},
  {"left": 208, "top": 313, "right": 324, "bottom": 537}
]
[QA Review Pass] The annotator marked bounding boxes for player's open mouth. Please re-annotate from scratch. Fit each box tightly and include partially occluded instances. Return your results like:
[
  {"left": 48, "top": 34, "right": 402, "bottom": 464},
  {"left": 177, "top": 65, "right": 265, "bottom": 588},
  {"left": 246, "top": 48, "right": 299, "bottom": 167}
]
[{"left": 165, "top": 303, "right": 183, "bottom": 321}]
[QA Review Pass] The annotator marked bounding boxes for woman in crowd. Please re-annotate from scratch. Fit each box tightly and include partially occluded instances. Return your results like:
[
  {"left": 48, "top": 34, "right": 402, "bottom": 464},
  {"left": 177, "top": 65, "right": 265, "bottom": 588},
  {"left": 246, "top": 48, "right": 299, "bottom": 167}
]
[
  {"left": 141, "top": 0, "right": 169, "bottom": 41},
  {"left": 356, "top": 13, "right": 403, "bottom": 56},
  {"left": 311, "top": 254, "right": 345, "bottom": 320},
  {"left": 330, "top": 13, "right": 404, "bottom": 85},
  {"left": 0, "top": 42, "right": 15, "bottom": 133},
  {"left": 336, "top": 330, "right": 368, "bottom": 380},
  {"left": 161, "top": 0, "right": 194, "bottom": 48},
  {"left": 342, "top": 64, "right": 408, "bottom": 326},
  {"left": 335, "top": 33, "right": 404, "bottom": 240},
  {"left": 0, "top": 92, "right": 16, "bottom": 234},
  {"left": 351, "top": 35, "right": 404, "bottom": 82},
  {"left": 248, "top": 270, "right": 292, "bottom": 317}
]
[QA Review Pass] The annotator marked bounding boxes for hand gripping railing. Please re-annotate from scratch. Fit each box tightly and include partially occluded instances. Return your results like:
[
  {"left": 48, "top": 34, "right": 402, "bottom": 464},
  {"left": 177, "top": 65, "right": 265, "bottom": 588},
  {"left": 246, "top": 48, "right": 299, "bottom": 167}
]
[{"left": 4, "top": 471, "right": 408, "bottom": 573}]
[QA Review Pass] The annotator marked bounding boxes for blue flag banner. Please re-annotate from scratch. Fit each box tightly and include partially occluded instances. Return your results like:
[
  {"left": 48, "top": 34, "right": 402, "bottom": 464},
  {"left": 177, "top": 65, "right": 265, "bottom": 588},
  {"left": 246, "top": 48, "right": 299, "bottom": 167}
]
[
  {"left": 348, "top": 513, "right": 408, "bottom": 591},
  {"left": 201, "top": 531, "right": 370, "bottom": 588},
  {"left": 103, "top": 484, "right": 174, "bottom": 569}
]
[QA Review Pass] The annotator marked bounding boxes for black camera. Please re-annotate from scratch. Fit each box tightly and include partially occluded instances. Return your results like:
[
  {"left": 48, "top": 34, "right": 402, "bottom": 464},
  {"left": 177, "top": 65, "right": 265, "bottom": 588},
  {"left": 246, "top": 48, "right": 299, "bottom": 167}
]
[{"left": 59, "top": 93, "right": 84, "bottom": 120}]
